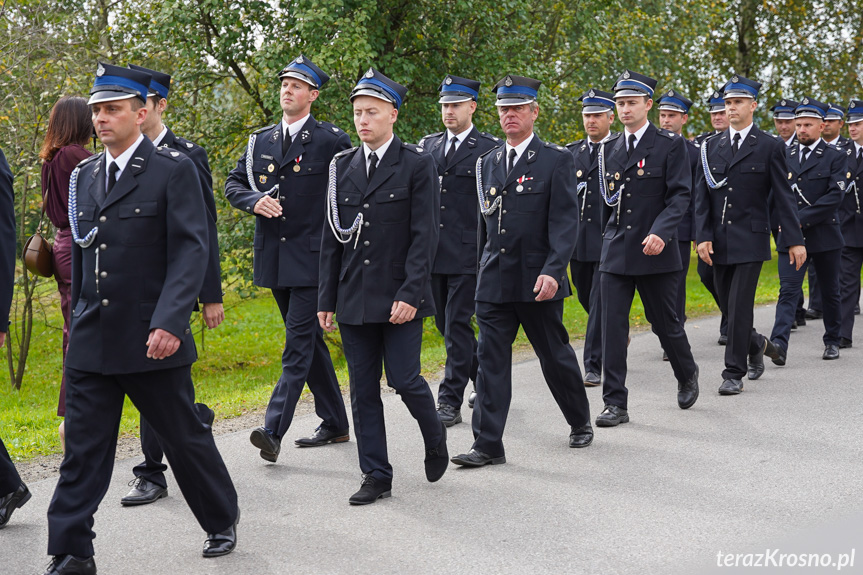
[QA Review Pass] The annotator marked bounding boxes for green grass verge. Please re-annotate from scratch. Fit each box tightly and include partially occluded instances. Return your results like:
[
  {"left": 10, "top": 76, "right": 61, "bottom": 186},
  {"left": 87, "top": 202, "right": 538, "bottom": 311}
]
[{"left": 0, "top": 251, "right": 785, "bottom": 462}]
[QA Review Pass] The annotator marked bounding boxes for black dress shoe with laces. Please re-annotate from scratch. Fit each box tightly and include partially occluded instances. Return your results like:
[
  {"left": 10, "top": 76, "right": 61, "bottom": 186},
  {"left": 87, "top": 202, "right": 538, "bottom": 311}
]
[
  {"left": 294, "top": 425, "right": 350, "bottom": 447},
  {"left": 0, "top": 482, "right": 31, "bottom": 528},
  {"left": 839, "top": 337, "right": 852, "bottom": 349},
  {"left": 203, "top": 508, "right": 239, "bottom": 558},
  {"left": 451, "top": 449, "right": 505, "bottom": 467},
  {"left": 764, "top": 339, "right": 786, "bottom": 366},
  {"left": 823, "top": 344, "right": 840, "bottom": 360},
  {"left": 747, "top": 339, "right": 767, "bottom": 380},
  {"left": 424, "top": 421, "right": 448, "bottom": 482},
  {"left": 467, "top": 389, "right": 477, "bottom": 409},
  {"left": 718, "top": 334, "right": 728, "bottom": 346},
  {"left": 569, "top": 423, "right": 593, "bottom": 448},
  {"left": 349, "top": 476, "right": 392, "bottom": 505},
  {"left": 43, "top": 555, "right": 96, "bottom": 575},
  {"left": 805, "top": 308, "right": 823, "bottom": 320},
  {"left": 249, "top": 427, "right": 281, "bottom": 462},
  {"left": 583, "top": 372, "right": 601, "bottom": 387},
  {"left": 595, "top": 404, "right": 629, "bottom": 427},
  {"left": 120, "top": 477, "right": 167, "bottom": 506},
  {"left": 436, "top": 403, "right": 462, "bottom": 427},
  {"left": 718, "top": 378, "right": 744, "bottom": 395},
  {"left": 678, "top": 365, "right": 699, "bottom": 409}
]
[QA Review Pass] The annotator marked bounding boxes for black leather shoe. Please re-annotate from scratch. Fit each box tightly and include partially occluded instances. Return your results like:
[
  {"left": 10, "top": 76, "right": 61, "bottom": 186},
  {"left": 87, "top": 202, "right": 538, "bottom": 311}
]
[
  {"left": 747, "top": 339, "right": 767, "bottom": 380},
  {"left": 202, "top": 405, "right": 216, "bottom": 427},
  {"left": 718, "top": 378, "right": 743, "bottom": 395},
  {"left": 250, "top": 427, "right": 280, "bottom": 462},
  {"left": 569, "top": 423, "right": 593, "bottom": 448},
  {"left": 796, "top": 316, "right": 807, "bottom": 327},
  {"left": 764, "top": 339, "right": 786, "bottom": 366},
  {"left": 424, "top": 421, "right": 448, "bottom": 482},
  {"left": 595, "top": 405, "right": 629, "bottom": 427},
  {"left": 805, "top": 308, "right": 823, "bottom": 320},
  {"left": 662, "top": 350, "right": 669, "bottom": 361},
  {"left": 839, "top": 337, "right": 853, "bottom": 349},
  {"left": 349, "top": 476, "right": 392, "bottom": 505},
  {"left": 43, "top": 555, "right": 96, "bottom": 575},
  {"left": 294, "top": 425, "right": 349, "bottom": 447},
  {"left": 0, "top": 483, "right": 31, "bottom": 528},
  {"left": 437, "top": 403, "right": 462, "bottom": 427},
  {"left": 855, "top": 304, "right": 860, "bottom": 315},
  {"left": 120, "top": 477, "right": 167, "bottom": 506},
  {"left": 678, "top": 365, "right": 699, "bottom": 409},
  {"left": 718, "top": 334, "right": 728, "bottom": 346},
  {"left": 823, "top": 344, "right": 840, "bottom": 360},
  {"left": 583, "top": 372, "right": 601, "bottom": 387},
  {"left": 791, "top": 320, "right": 798, "bottom": 331},
  {"left": 451, "top": 449, "right": 505, "bottom": 467},
  {"left": 467, "top": 389, "right": 477, "bottom": 409},
  {"left": 202, "top": 508, "right": 239, "bottom": 558}
]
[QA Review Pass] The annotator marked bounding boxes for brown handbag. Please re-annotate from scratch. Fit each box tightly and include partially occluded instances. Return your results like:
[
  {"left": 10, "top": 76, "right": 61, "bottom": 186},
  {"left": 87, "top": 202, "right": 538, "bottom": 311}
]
[{"left": 23, "top": 169, "right": 55, "bottom": 277}]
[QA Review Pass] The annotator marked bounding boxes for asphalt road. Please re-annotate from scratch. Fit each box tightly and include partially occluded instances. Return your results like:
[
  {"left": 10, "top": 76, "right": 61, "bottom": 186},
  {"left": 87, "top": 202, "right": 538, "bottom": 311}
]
[{"left": 3, "top": 303, "right": 862, "bottom": 575}]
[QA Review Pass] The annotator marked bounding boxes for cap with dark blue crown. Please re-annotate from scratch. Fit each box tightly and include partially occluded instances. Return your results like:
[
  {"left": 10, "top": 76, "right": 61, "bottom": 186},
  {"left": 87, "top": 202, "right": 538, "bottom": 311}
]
[
  {"left": 350, "top": 67, "right": 407, "bottom": 109},
  {"left": 278, "top": 55, "right": 329, "bottom": 89},
  {"left": 658, "top": 89, "right": 693, "bottom": 114},
  {"left": 846, "top": 99, "right": 863, "bottom": 124},
  {"left": 825, "top": 102, "right": 846, "bottom": 121},
  {"left": 707, "top": 88, "right": 725, "bottom": 113},
  {"left": 128, "top": 64, "right": 171, "bottom": 100},
  {"left": 722, "top": 75, "right": 761, "bottom": 99},
  {"left": 578, "top": 88, "right": 615, "bottom": 114},
  {"left": 492, "top": 74, "right": 541, "bottom": 106},
  {"left": 89, "top": 62, "right": 151, "bottom": 105},
  {"left": 795, "top": 97, "right": 829, "bottom": 119},
  {"left": 612, "top": 70, "right": 656, "bottom": 99},
  {"left": 769, "top": 99, "right": 799, "bottom": 120},
  {"left": 439, "top": 75, "right": 480, "bottom": 104}
]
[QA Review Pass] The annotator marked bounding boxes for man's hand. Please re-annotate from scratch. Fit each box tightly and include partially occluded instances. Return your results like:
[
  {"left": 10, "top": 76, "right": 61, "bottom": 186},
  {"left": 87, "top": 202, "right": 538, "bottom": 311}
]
[
  {"left": 253, "top": 195, "right": 282, "bottom": 218},
  {"left": 390, "top": 301, "right": 417, "bottom": 324},
  {"left": 318, "top": 311, "right": 336, "bottom": 332},
  {"left": 697, "top": 241, "right": 714, "bottom": 266},
  {"left": 789, "top": 245, "right": 807, "bottom": 271},
  {"left": 147, "top": 328, "right": 181, "bottom": 359},
  {"left": 201, "top": 303, "right": 224, "bottom": 329},
  {"left": 533, "top": 274, "right": 559, "bottom": 302},
  {"left": 642, "top": 234, "right": 666, "bottom": 256},
  {"left": 0, "top": 332, "right": 6, "bottom": 348}
]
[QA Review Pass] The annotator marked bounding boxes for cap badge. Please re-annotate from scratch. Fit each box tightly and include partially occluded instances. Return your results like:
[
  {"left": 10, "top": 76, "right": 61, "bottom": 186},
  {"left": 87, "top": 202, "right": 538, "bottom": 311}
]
[
  {"left": 96, "top": 63, "right": 105, "bottom": 77},
  {"left": 713, "top": 91, "right": 720, "bottom": 99},
  {"left": 668, "top": 90, "right": 674, "bottom": 97},
  {"left": 731, "top": 75, "right": 739, "bottom": 83},
  {"left": 781, "top": 100, "right": 786, "bottom": 106},
  {"left": 445, "top": 76, "right": 453, "bottom": 85},
  {"left": 296, "top": 55, "right": 304, "bottom": 64},
  {"left": 364, "top": 68, "right": 374, "bottom": 79},
  {"left": 588, "top": 89, "right": 595, "bottom": 98},
  {"left": 623, "top": 71, "right": 630, "bottom": 79},
  {"left": 505, "top": 76, "right": 513, "bottom": 87},
  {"left": 803, "top": 98, "right": 809, "bottom": 105}
]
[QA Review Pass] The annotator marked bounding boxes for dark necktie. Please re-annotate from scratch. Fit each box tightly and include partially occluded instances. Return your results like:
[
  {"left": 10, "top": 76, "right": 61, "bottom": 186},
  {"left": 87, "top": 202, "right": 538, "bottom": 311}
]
[
  {"left": 589, "top": 142, "right": 597, "bottom": 164},
  {"left": 367, "top": 151, "right": 378, "bottom": 182},
  {"left": 627, "top": 133, "right": 636, "bottom": 158},
  {"left": 106, "top": 161, "right": 119, "bottom": 196},
  {"left": 801, "top": 147, "right": 811, "bottom": 165},
  {"left": 857, "top": 147, "right": 862, "bottom": 165},
  {"left": 445, "top": 136, "right": 458, "bottom": 165},
  {"left": 282, "top": 128, "right": 291, "bottom": 157},
  {"left": 507, "top": 148, "right": 517, "bottom": 176},
  {"left": 731, "top": 132, "right": 741, "bottom": 156}
]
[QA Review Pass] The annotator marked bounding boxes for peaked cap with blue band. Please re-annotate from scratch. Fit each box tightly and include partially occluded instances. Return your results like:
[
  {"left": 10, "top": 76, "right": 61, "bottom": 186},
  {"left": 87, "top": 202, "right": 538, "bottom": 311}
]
[
  {"left": 795, "top": 97, "right": 829, "bottom": 119},
  {"left": 658, "top": 89, "right": 693, "bottom": 113},
  {"left": 578, "top": 88, "right": 615, "bottom": 114},
  {"left": 846, "top": 99, "right": 863, "bottom": 124},
  {"left": 350, "top": 67, "right": 407, "bottom": 109},
  {"left": 721, "top": 75, "right": 761, "bottom": 99},
  {"left": 439, "top": 75, "right": 480, "bottom": 104},
  {"left": 612, "top": 70, "right": 656, "bottom": 98},
  {"left": 769, "top": 98, "right": 799, "bottom": 120},
  {"left": 128, "top": 64, "right": 171, "bottom": 100},
  {"left": 825, "top": 102, "right": 846, "bottom": 121},
  {"left": 89, "top": 62, "right": 151, "bottom": 105},
  {"left": 492, "top": 74, "right": 541, "bottom": 106},
  {"left": 707, "top": 88, "right": 725, "bottom": 112},
  {"left": 278, "top": 54, "right": 329, "bottom": 89}
]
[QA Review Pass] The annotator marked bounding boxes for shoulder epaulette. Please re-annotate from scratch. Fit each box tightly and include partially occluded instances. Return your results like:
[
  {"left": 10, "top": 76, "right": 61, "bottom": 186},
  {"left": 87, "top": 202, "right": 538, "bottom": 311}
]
[
  {"left": 334, "top": 146, "right": 358, "bottom": 159},
  {"left": 252, "top": 123, "right": 277, "bottom": 135},
  {"left": 403, "top": 142, "right": 425, "bottom": 154},
  {"left": 173, "top": 135, "right": 199, "bottom": 151},
  {"left": 658, "top": 129, "right": 677, "bottom": 139},
  {"left": 544, "top": 142, "right": 567, "bottom": 152},
  {"left": 76, "top": 154, "right": 100, "bottom": 168},
  {"left": 606, "top": 132, "right": 622, "bottom": 142},
  {"left": 316, "top": 121, "right": 346, "bottom": 136},
  {"left": 479, "top": 145, "right": 501, "bottom": 160},
  {"left": 156, "top": 147, "right": 186, "bottom": 162},
  {"left": 565, "top": 139, "right": 584, "bottom": 149},
  {"left": 480, "top": 132, "right": 502, "bottom": 144}
]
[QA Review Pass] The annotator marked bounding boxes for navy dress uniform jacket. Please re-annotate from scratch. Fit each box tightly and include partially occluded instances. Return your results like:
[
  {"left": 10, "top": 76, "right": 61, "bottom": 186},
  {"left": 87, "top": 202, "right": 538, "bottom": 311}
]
[
  {"left": 566, "top": 134, "right": 618, "bottom": 262},
  {"left": 779, "top": 140, "right": 846, "bottom": 253},
  {"left": 677, "top": 139, "right": 699, "bottom": 242},
  {"left": 599, "top": 123, "right": 691, "bottom": 275},
  {"left": 225, "top": 116, "right": 352, "bottom": 288},
  {"left": 840, "top": 146, "right": 863, "bottom": 248},
  {"left": 0, "top": 148, "right": 14, "bottom": 330},
  {"left": 66, "top": 137, "right": 208, "bottom": 375},
  {"left": 419, "top": 127, "right": 501, "bottom": 274},
  {"left": 694, "top": 126, "right": 804, "bottom": 263},
  {"left": 159, "top": 128, "right": 222, "bottom": 304},
  {"left": 476, "top": 135, "right": 578, "bottom": 303},
  {"left": 319, "top": 135, "right": 438, "bottom": 324}
]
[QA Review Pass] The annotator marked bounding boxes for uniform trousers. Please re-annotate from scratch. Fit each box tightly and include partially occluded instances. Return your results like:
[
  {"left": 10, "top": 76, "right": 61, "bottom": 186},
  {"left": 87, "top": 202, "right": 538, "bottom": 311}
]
[
  {"left": 697, "top": 257, "right": 728, "bottom": 337},
  {"left": 264, "top": 286, "right": 348, "bottom": 438},
  {"left": 0, "top": 435, "right": 22, "bottom": 495},
  {"left": 770, "top": 249, "right": 842, "bottom": 351},
  {"left": 601, "top": 271, "right": 697, "bottom": 409},
  {"left": 570, "top": 260, "right": 603, "bottom": 375},
  {"left": 430, "top": 273, "right": 478, "bottom": 408},
  {"left": 471, "top": 299, "right": 590, "bottom": 458},
  {"left": 339, "top": 320, "right": 442, "bottom": 482},
  {"left": 47, "top": 365, "right": 238, "bottom": 557},
  {"left": 712, "top": 261, "right": 766, "bottom": 381},
  {"left": 839, "top": 246, "right": 863, "bottom": 342}
]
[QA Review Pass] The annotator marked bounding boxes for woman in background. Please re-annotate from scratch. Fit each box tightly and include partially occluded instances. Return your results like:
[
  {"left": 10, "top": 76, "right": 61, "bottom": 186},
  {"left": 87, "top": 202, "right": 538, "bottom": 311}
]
[{"left": 39, "top": 96, "right": 93, "bottom": 449}]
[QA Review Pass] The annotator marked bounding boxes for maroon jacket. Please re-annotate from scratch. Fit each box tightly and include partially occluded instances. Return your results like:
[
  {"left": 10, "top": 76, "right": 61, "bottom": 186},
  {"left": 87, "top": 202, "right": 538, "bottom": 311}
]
[{"left": 41, "top": 144, "right": 93, "bottom": 229}]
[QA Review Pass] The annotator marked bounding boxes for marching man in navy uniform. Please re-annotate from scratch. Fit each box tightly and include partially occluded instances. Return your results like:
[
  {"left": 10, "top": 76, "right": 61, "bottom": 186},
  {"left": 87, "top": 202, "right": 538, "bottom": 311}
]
[
  {"left": 766, "top": 98, "right": 847, "bottom": 363},
  {"left": 318, "top": 68, "right": 448, "bottom": 504},
  {"left": 694, "top": 75, "right": 805, "bottom": 395},
  {"left": 226, "top": 55, "right": 351, "bottom": 463},
  {"left": 838, "top": 99, "right": 863, "bottom": 348},
  {"left": 418, "top": 75, "right": 500, "bottom": 425},
  {"left": 44, "top": 63, "right": 239, "bottom": 575},
  {"left": 566, "top": 88, "right": 618, "bottom": 386},
  {"left": 595, "top": 70, "right": 699, "bottom": 427},
  {"left": 120, "top": 63, "right": 224, "bottom": 506},
  {"left": 451, "top": 74, "right": 593, "bottom": 468}
]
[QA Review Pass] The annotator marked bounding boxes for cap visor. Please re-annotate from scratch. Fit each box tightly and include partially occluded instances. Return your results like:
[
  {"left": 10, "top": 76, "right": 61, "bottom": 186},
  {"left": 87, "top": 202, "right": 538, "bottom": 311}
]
[
  {"left": 846, "top": 116, "right": 863, "bottom": 124},
  {"left": 438, "top": 95, "right": 473, "bottom": 104},
  {"left": 279, "top": 71, "right": 318, "bottom": 88},
  {"left": 495, "top": 97, "right": 535, "bottom": 107},
  {"left": 722, "top": 90, "right": 754, "bottom": 99},
  {"left": 773, "top": 113, "right": 795, "bottom": 120},
  {"left": 795, "top": 112, "right": 824, "bottom": 119},
  {"left": 581, "top": 106, "right": 612, "bottom": 114},
  {"left": 658, "top": 104, "right": 687, "bottom": 113},
  {"left": 614, "top": 89, "right": 650, "bottom": 98},
  {"left": 350, "top": 88, "right": 396, "bottom": 106},
  {"left": 709, "top": 106, "right": 726, "bottom": 112},
  {"left": 88, "top": 91, "right": 138, "bottom": 105}
]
